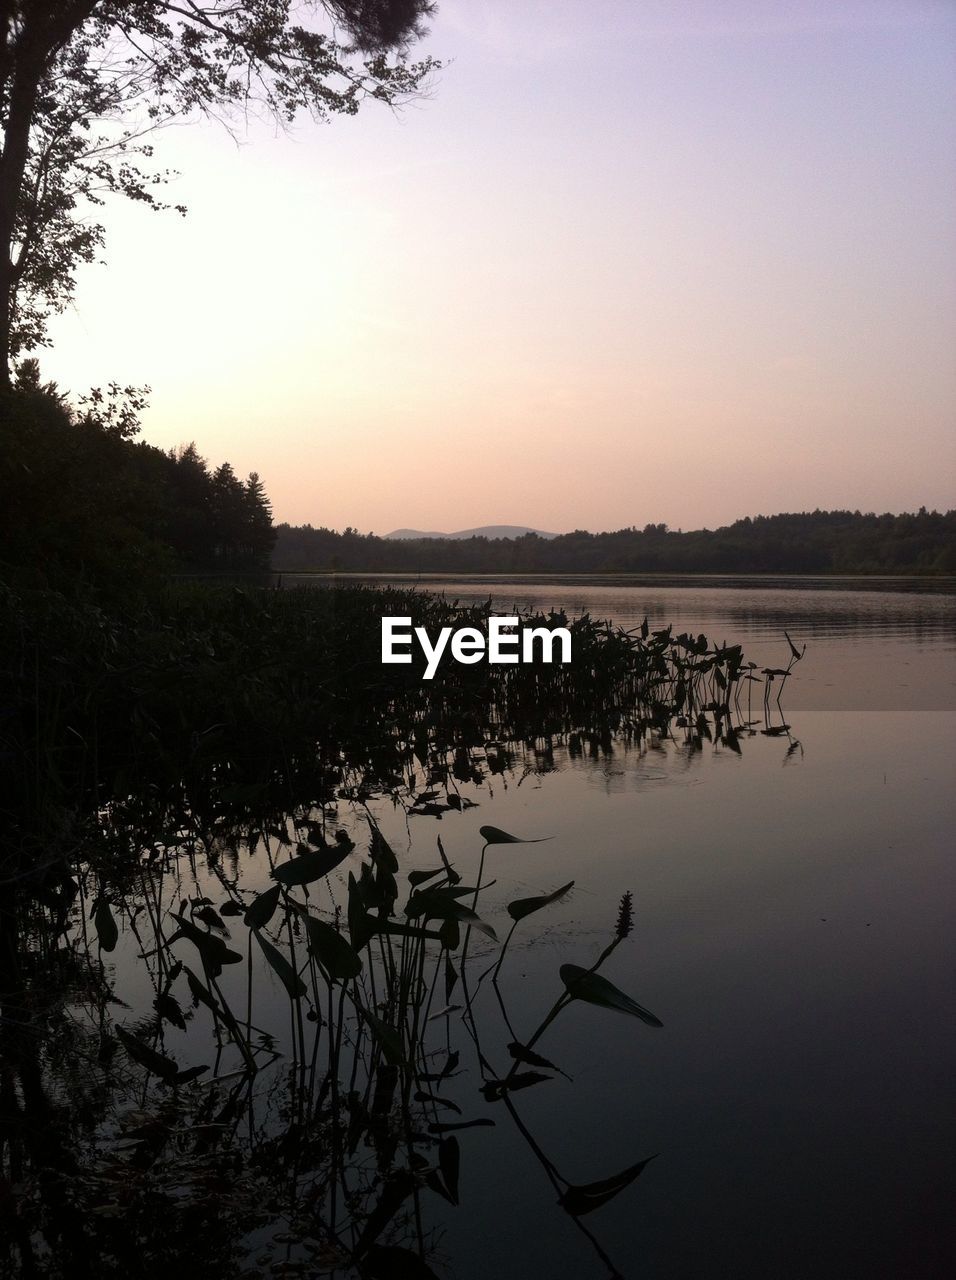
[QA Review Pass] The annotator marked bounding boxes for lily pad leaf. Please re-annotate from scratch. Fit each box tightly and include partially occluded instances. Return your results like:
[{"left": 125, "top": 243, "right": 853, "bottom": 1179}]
[{"left": 560, "top": 964, "right": 663, "bottom": 1027}]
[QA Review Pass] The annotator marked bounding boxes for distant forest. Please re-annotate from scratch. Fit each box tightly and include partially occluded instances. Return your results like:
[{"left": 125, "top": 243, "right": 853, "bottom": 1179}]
[{"left": 275, "top": 510, "right": 956, "bottom": 576}]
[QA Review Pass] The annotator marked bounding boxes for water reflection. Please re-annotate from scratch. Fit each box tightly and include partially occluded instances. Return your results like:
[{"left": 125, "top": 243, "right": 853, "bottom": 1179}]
[
  {"left": 3, "top": 624, "right": 785, "bottom": 1278},
  {"left": 285, "top": 575, "right": 956, "bottom": 711}
]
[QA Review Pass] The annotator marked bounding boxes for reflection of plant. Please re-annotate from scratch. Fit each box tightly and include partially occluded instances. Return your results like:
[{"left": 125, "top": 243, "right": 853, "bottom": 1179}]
[
  {"left": 3, "top": 815, "right": 666, "bottom": 1278},
  {"left": 1, "top": 607, "right": 803, "bottom": 1276}
]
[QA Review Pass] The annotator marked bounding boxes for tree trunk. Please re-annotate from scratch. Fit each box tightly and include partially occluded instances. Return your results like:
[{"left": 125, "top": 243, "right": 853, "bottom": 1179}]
[{"left": 0, "top": 2, "right": 97, "bottom": 387}]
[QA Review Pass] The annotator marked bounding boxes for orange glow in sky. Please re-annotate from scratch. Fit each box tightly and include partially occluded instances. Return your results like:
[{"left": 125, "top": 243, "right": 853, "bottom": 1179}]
[{"left": 44, "top": 0, "right": 956, "bottom": 533}]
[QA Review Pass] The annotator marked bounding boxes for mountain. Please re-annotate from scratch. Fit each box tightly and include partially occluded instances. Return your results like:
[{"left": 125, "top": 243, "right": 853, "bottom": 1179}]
[{"left": 385, "top": 525, "right": 558, "bottom": 541}]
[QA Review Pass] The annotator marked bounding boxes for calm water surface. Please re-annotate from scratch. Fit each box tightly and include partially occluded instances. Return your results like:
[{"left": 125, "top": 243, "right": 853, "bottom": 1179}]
[
  {"left": 267, "top": 577, "right": 955, "bottom": 1276},
  {"left": 284, "top": 573, "right": 956, "bottom": 711},
  {"left": 97, "top": 579, "right": 955, "bottom": 1277}
]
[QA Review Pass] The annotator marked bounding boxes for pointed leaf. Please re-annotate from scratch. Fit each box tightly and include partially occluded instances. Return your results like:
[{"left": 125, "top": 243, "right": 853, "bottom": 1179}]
[
  {"left": 560, "top": 964, "right": 663, "bottom": 1027},
  {"left": 289, "top": 902, "right": 362, "bottom": 979},
  {"left": 254, "top": 929, "right": 306, "bottom": 999},
  {"left": 174, "top": 1064, "right": 209, "bottom": 1085},
  {"left": 169, "top": 912, "right": 243, "bottom": 978},
  {"left": 482, "top": 1071, "right": 552, "bottom": 1100},
  {"left": 94, "top": 897, "right": 118, "bottom": 952},
  {"left": 508, "top": 880, "right": 575, "bottom": 922},
  {"left": 359, "top": 1008, "right": 404, "bottom": 1065},
  {"left": 273, "top": 846, "right": 350, "bottom": 887},
  {"left": 244, "top": 884, "right": 282, "bottom": 928},
  {"left": 784, "top": 630, "right": 804, "bottom": 663},
  {"left": 154, "top": 992, "right": 187, "bottom": 1031},
  {"left": 439, "top": 1136, "right": 460, "bottom": 1204},
  {"left": 559, "top": 1155, "right": 657, "bottom": 1216},
  {"left": 407, "top": 867, "right": 446, "bottom": 887},
  {"left": 368, "top": 821, "right": 399, "bottom": 872},
  {"left": 427, "top": 1118, "right": 495, "bottom": 1133},
  {"left": 479, "top": 825, "right": 549, "bottom": 845},
  {"left": 507, "top": 1041, "right": 566, "bottom": 1075},
  {"left": 116, "top": 1026, "right": 179, "bottom": 1083}
]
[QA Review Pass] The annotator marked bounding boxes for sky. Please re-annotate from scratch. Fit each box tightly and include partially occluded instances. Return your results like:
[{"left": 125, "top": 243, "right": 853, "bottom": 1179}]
[{"left": 43, "top": 0, "right": 956, "bottom": 535}]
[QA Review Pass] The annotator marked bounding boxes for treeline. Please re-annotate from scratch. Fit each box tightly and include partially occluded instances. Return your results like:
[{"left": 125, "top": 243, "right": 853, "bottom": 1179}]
[
  {"left": 1, "top": 367, "right": 275, "bottom": 593},
  {"left": 275, "top": 509, "right": 956, "bottom": 576}
]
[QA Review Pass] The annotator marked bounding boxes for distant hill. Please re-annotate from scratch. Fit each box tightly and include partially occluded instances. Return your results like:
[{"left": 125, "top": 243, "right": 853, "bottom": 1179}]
[
  {"left": 385, "top": 525, "right": 558, "bottom": 541},
  {"left": 274, "top": 510, "right": 956, "bottom": 575}
]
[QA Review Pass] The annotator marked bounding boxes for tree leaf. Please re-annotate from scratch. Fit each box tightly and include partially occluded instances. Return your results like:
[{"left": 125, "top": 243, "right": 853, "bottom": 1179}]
[
  {"left": 558, "top": 1155, "right": 657, "bottom": 1216},
  {"left": 507, "top": 880, "right": 574, "bottom": 921},
  {"left": 560, "top": 964, "right": 663, "bottom": 1027}
]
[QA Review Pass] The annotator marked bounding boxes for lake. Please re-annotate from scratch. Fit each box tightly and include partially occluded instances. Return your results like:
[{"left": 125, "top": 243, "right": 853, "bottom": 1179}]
[
  {"left": 14, "top": 577, "right": 953, "bottom": 1279},
  {"left": 271, "top": 575, "right": 956, "bottom": 1277}
]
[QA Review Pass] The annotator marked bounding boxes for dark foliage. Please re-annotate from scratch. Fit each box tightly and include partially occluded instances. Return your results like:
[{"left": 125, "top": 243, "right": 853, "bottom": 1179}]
[
  {"left": 0, "top": 1, "right": 438, "bottom": 377},
  {"left": 0, "top": 382, "right": 276, "bottom": 590},
  {"left": 274, "top": 509, "right": 956, "bottom": 576}
]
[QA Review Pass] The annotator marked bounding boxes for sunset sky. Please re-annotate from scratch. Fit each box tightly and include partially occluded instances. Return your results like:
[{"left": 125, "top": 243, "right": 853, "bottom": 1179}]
[{"left": 44, "top": 0, "right": 956, "bottom": 535}]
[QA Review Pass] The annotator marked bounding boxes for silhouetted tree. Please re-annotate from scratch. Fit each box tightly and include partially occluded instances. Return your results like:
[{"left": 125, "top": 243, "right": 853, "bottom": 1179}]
[
  {"left": 244, "top": 471, "right": 277, "bottom": 566},
  {"left": 0, "top": 1, "right": 438, "bottom": 382}
]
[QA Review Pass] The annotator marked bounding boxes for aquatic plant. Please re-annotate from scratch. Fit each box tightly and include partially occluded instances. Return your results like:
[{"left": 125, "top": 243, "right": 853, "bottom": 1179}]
[{"left": 3, "top": 818, "right": 664, "bottom": 1279}]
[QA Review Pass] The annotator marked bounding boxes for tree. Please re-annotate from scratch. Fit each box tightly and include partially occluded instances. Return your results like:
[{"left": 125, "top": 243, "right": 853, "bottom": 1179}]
[
  {"left": 0, "top": 1, "right": 437, "bottom": 385},
  {"left": 244, "top": 469, "right": 276, "bottom": 565}
]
